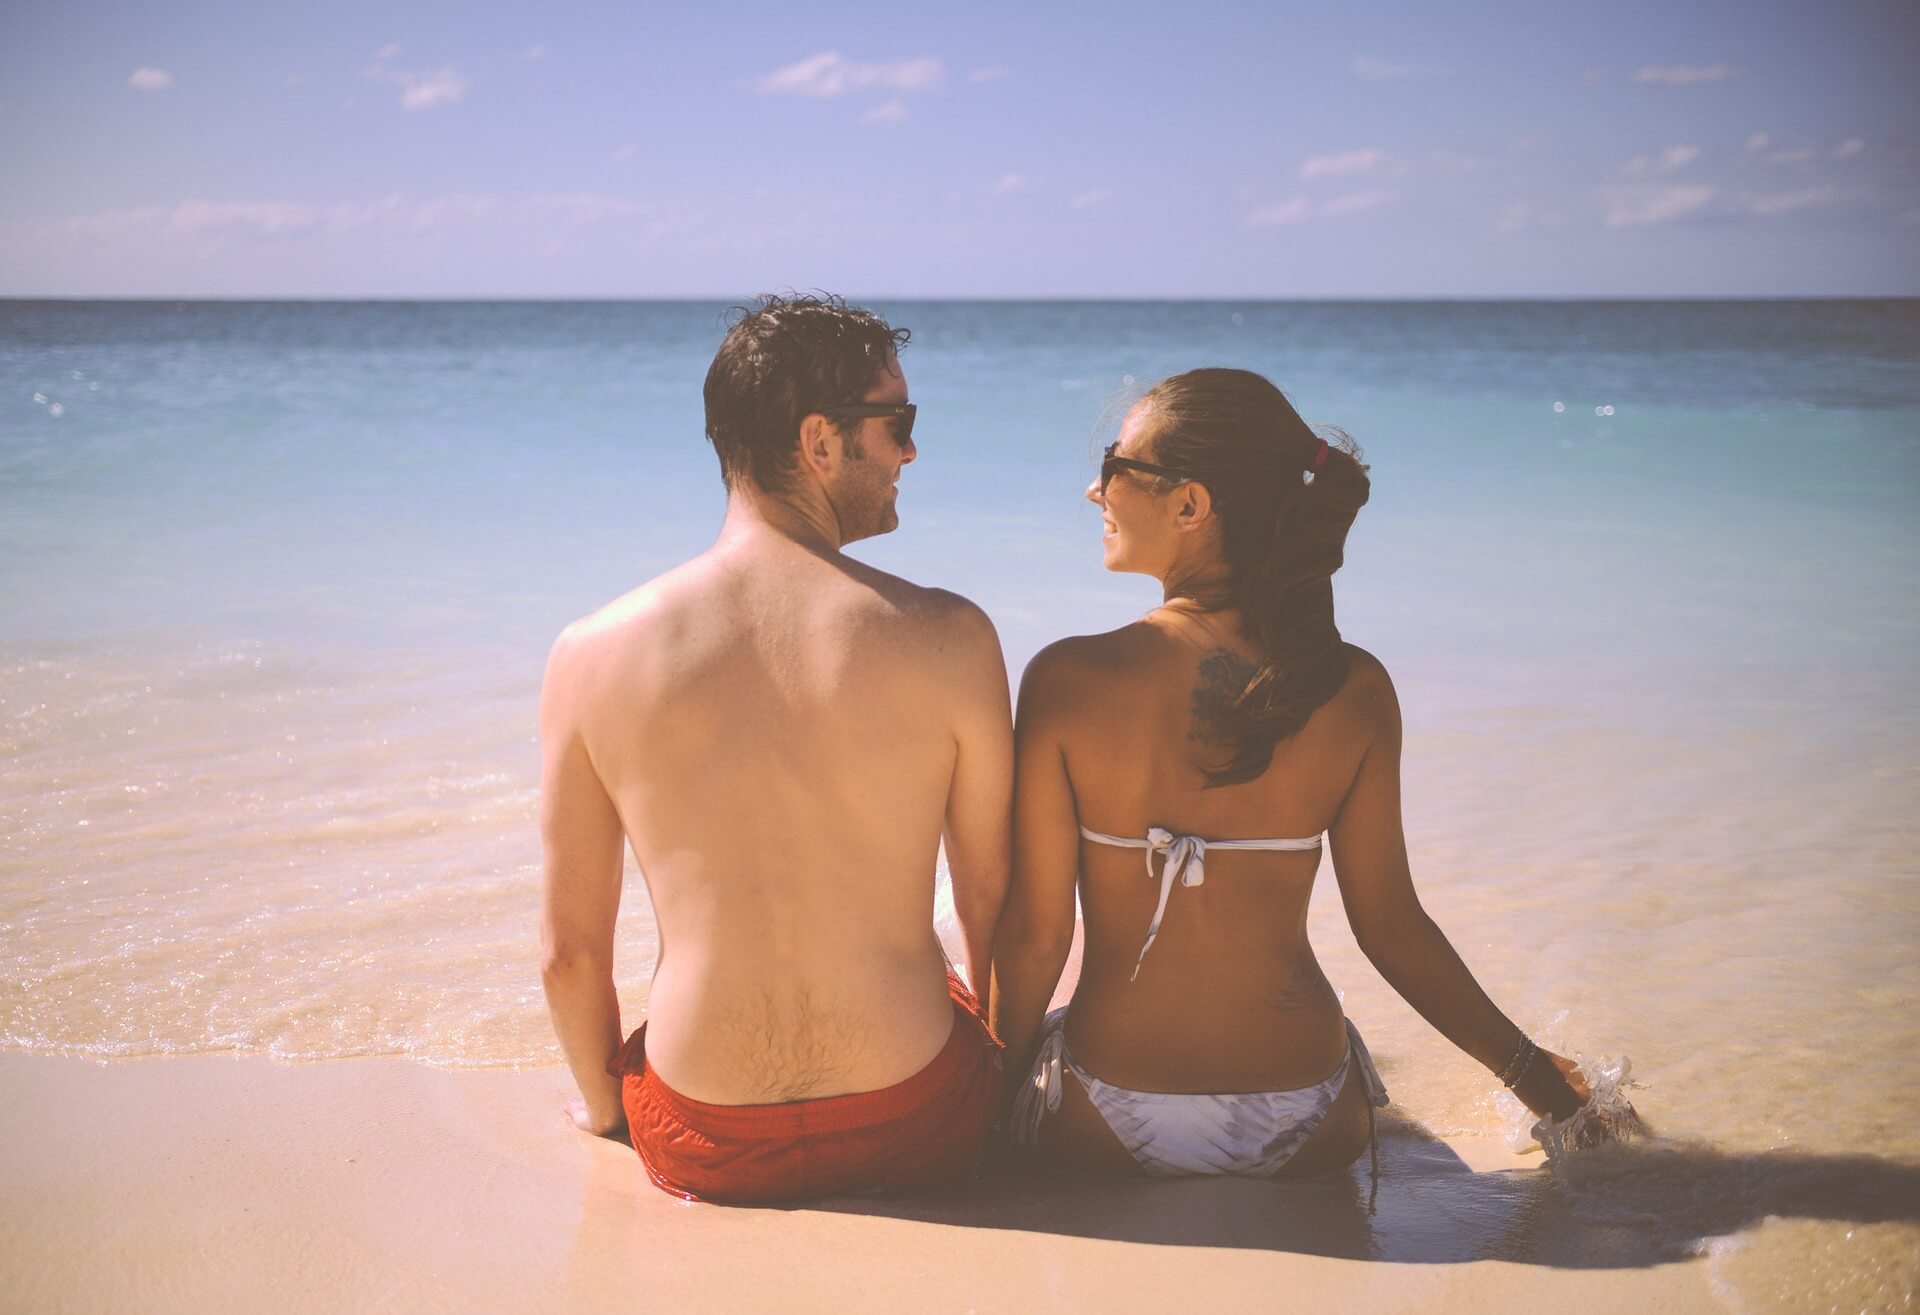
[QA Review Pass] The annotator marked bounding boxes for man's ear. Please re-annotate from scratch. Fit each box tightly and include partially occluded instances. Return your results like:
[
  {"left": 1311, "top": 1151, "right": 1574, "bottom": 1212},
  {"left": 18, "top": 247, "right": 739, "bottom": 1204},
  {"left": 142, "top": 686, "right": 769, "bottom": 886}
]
[
  {"left": 1173, "top": 480, "right": 1213, "bottom": 532},
  {"left": 795, "top": 412, "right": 843, "bottom": 480}
]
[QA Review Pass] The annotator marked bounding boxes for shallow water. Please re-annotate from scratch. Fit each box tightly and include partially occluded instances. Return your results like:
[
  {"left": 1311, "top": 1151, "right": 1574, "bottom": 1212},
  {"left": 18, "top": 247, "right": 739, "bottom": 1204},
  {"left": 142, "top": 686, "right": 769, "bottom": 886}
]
[{"left": 4, "top": 300, "right": 1917, "bottom": 1312}]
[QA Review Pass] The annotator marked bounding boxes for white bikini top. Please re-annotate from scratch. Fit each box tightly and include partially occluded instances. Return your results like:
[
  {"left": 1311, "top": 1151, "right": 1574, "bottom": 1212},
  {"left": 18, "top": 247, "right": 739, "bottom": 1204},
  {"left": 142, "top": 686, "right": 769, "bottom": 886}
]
[{"left": 1079, "top": 825, "right": 1323, "bottom": 980}]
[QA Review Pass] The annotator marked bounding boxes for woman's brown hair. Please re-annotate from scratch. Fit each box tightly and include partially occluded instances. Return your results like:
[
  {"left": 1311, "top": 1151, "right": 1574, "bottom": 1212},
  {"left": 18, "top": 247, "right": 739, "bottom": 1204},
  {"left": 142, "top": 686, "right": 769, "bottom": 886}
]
[{"left": 1138, "top": 368, "right": 1371, "bottom": 786}]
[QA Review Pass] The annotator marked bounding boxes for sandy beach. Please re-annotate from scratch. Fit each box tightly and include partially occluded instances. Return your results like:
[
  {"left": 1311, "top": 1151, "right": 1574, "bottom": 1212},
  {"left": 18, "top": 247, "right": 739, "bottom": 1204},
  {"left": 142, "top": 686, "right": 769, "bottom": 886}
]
[{"left": 2, "top": 1050, "right": 1738, "bottom": 1314}]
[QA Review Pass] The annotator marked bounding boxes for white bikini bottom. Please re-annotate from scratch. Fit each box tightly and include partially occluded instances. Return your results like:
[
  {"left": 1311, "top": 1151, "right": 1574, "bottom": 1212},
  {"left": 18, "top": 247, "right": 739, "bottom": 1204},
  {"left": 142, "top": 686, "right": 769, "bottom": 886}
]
[{"left": 1011, "top": 1007, "right": 1389, "bottom": 1177}]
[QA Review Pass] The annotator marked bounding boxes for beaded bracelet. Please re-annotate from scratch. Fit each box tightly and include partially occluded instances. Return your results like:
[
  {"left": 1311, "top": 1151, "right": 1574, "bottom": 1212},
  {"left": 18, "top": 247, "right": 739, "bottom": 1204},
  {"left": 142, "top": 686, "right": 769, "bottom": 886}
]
[{"left": 1495, "top": 1035, "right": 1538, "bottom": 1088}]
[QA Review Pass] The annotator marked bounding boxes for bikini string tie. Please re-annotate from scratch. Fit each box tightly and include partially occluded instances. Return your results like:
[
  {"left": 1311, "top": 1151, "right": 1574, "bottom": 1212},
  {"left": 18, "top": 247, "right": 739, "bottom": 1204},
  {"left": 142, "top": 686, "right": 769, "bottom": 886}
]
[{"left": 1131, "top": 828, "right": 1208, "bottom": 980}]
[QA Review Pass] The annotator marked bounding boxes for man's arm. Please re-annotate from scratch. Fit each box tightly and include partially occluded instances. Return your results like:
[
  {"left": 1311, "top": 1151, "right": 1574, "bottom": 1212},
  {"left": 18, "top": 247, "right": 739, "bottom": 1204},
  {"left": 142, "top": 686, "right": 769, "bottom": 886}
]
[
  {"left": 939, "top": 600, "right": 1015, "bottom": 995},
  {"left": 538, "top": 626, "right": 630, "bottom": 1138}
]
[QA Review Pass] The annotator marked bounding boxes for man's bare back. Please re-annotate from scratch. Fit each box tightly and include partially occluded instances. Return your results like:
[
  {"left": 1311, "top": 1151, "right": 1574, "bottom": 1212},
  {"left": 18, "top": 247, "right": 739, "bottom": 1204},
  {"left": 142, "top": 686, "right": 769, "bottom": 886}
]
[
  {"left": 549, "top": 529, "right": 1006, "bottom": 1102},
  {"left": 539, "top": 297, "right": 1011, "bottom": 1166}
]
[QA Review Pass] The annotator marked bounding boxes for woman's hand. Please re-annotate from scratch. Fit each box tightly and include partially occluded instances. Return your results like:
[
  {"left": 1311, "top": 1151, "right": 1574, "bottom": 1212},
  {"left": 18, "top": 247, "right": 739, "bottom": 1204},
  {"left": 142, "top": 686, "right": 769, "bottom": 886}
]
[
  {"left": 1514, "top": 1049, "right": 1650, "bottom": 1146},
  {"left": 1513, "top": 1047, "right": 1591, "bottom": 1122}
]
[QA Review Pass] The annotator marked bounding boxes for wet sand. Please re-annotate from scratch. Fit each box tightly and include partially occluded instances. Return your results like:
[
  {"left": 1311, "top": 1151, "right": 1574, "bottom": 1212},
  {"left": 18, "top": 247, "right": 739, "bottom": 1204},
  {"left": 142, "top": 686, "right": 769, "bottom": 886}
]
[{"left": 0, "top": 1052, "right": 1726, "bottom": 1315}]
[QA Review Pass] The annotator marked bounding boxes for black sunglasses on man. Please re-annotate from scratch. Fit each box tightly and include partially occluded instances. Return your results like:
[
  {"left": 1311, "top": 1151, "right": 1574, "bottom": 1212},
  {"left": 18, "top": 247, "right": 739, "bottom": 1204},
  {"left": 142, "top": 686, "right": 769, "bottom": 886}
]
[{"left": 823, "top": 403, "right": 917, "bottom": 447}]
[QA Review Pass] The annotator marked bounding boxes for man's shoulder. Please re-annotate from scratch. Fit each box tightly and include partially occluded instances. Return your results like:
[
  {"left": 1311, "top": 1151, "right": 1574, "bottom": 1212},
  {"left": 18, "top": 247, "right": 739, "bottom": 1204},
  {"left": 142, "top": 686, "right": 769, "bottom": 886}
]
[
  {"left": 903, "top": 582, "right": 997, "bottom": 638},
  {"left": 842, "top": 565, "right": 996, "bottom": 644},
  {"left": 552, "top": 584, "right": 660, "bottom": 660},
  {"left": 546, "top": 559, "right": 714, "bottom": 678}
]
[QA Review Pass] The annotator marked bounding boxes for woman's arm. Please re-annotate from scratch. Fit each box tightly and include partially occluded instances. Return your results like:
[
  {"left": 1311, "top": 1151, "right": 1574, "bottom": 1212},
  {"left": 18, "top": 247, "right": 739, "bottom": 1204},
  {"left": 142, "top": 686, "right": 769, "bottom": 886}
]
[
  {"left": 988, "top": 646, "right": 1083, "bottom": 1097},
  {"left": 1329, "top": 658, "right": 1589, "bottom": 1121}
]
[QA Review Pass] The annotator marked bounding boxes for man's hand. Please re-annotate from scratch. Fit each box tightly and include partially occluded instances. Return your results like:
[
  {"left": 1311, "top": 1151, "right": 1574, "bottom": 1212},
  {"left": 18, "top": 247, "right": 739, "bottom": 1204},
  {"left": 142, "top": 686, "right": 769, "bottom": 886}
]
[
  {"left": 566, "top": 1094, "right": 630, "bottom": 1143},
  {"left": 542, "top": 626, "right": 632, "bottom": 1148}
]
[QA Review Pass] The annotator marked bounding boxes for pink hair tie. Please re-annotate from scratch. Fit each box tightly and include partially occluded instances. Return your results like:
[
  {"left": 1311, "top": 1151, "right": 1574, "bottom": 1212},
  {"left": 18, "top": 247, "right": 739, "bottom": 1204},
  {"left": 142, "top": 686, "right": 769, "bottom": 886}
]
[{"left": 1311, "top": 437, "right": 1329, "bottom": 471}]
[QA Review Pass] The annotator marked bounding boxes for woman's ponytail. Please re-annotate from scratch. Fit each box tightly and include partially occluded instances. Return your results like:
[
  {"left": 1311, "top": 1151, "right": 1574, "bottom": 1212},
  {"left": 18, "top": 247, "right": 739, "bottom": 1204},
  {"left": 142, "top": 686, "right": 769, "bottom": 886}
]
[{"left": 1137, "top": 371, "right": 1371, "bottom": 786}]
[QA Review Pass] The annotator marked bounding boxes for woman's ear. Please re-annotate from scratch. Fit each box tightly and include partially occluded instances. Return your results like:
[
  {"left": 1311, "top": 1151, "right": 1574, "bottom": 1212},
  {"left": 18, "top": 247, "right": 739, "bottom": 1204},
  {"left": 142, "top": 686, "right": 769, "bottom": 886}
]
[{"left": 1173, "top": 480, "right": 1214, "bottom": 532}]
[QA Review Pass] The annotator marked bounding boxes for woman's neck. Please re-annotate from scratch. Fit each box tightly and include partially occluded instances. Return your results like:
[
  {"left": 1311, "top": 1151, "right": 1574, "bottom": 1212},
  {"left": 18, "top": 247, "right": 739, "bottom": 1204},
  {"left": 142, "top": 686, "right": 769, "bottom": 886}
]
[{"left": 1160, "top": 557, "right": 1235, "bottom": 610}]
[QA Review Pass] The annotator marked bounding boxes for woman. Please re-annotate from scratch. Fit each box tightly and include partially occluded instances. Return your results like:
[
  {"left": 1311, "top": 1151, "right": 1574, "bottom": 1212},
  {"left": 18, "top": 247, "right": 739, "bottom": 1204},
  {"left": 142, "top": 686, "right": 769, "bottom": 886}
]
[{"left": 989, "top": 368, "right": 1593, "bottom": 1179}]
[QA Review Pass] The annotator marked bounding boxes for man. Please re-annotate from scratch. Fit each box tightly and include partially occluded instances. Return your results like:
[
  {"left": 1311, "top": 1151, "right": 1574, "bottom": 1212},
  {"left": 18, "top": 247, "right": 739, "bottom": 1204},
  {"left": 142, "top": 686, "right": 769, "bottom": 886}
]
[{"left": 539, "top": 294, "right": 1013, "bottom": 1203}]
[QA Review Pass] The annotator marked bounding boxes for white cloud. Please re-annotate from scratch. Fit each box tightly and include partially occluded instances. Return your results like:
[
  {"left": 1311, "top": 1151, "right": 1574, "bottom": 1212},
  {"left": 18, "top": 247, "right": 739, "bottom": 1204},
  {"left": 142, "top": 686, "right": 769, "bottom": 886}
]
[
  {"left": 1631, "top": 63, "right": 1738, "bottom": 86},
  {"left": 148, "top": 196, "right": 408, "bottom": 238},
  {"left": 1747, "top": 135, "right": 1862, "bottom": 167},
  {"left": 1071, "top": 189, "right": 1111, "bottom": 209},
  {"left": 1595, "top": 180, "right": 1852, "bottom": 226},
  {"left": 1497, "top": 201, "right": 1534, "bottom": 233},
  {"left": 1300, "top": 148, "right": 1401, "bottom": 180},
  {"left": 1247, "top": 199, "right": 1311, "bottom": 226},
  {"left": 861, "top": 99, "right": 908, "bottom": 126},
  {"left": 321, "top": 199, "right": 406, "bottom": 229},
  {"left": 1599, "top": 183, "right": 1717, "bottom": 226},
  {"left": 167, "top": 201, "right": 314, "bottom": 235},
  {"left": 523, "top": 45, "right": 546, "bottom": 60},
  {"left": 1736, "top": 186, "right": 1840, "bottom": 216},
  {"left": 51, "top": 194, "right": 519, "bottom": 242},
  {"left": 1351, "top": 55, "right": 1410, "bottom": 80},
  {"left": 969, "top": 66, "right": 1009, "bottom": 83},
  {"left": 1248, "top": 191, "right": 1399, "bottom": 225},
  {"left": 375, "top": 44, "right": 402, "bottom": 61},
  {"left": 758, "top": 52, "right": 943, "bottom": 98},
  {"left": 57, "top": 205, "right": 171, "bottom": 239},
  {"left": 129, "top": 68, "right": 174, "bottom": 92},
  {"left": 1296, "top": 142, "right": 1510, "bottom": 182},
  {"left": 1622, "top": 144, "right": 1701, "bottom": 178},
  {"left": 1427, "top": 148, "right": 1495, "bottom": 174},
  {"left": 1322, "top": 189, "right": 1399, "bottom": 216},
  {"left": 41, "top": 192, "right": 788, "bottom": 268},
  {"left": 992, "top": 173, "right": 1027, "bottom": 195},
  {"left": 397, "top": 68, "right": 468, "bottom": 110},
  {"left": 1495, "top": 200, "right": 1571, "bottom": 232},
  {"left": 360, "top": 54, "right": 470, "bottom": 110},
  {"left": 611, "top": 143, "right": 638, "bottom": 162},
  {"left": 524, "top": 193, "right": 661, "bottom": 225},
  {"left": 408, "top": 195, "right": 502, "bottom": 230}
]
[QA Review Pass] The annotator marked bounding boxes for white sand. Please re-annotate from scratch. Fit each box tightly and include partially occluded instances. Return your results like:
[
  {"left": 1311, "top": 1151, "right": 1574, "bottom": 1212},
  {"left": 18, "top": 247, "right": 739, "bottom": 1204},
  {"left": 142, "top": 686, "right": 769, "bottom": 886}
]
[{"left": 0, "top": 1052, "right": 1725, "bottom": 1314}]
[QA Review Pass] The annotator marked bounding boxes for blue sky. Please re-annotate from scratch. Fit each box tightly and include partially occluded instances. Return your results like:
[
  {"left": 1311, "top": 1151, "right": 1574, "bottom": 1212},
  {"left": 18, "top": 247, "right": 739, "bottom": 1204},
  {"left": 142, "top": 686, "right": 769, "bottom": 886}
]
[{"left": 1, "top": 0, "right": 1915, "bottom": 297}]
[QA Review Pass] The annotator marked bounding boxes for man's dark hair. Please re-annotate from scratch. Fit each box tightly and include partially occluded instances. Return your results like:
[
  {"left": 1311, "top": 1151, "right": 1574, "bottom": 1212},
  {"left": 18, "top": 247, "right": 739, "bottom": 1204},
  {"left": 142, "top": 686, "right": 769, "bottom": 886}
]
[{"left": 703, "top": 293, "right": 911, "bottom": 493}]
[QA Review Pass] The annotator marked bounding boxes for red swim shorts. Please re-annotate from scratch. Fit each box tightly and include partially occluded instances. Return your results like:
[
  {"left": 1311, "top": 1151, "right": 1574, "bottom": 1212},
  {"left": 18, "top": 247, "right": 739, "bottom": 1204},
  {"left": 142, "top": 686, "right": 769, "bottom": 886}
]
[{"left": 616, "top": 972, "right": 1003, "bottom": 1204}]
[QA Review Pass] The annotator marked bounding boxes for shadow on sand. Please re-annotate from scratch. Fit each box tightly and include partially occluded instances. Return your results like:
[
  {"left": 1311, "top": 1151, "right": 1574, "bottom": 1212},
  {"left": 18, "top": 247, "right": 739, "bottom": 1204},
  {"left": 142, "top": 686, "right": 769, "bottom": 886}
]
[{"left": 789, "top": 1118, "right": 1920, "bottom": 1269}]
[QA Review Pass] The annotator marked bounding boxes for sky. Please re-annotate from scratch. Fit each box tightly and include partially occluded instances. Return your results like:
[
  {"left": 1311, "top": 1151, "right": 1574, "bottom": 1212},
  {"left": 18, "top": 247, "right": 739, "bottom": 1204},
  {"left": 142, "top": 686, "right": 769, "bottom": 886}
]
[{"left": 1, "top": 0, "right": 1916, "bottom": 298}]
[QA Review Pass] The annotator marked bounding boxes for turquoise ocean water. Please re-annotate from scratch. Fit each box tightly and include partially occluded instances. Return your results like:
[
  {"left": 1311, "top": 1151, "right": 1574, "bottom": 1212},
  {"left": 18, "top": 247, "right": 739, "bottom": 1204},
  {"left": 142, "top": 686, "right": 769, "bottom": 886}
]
[{"left": 3, "top": 300, "right": 1917, "bottom": 1308}]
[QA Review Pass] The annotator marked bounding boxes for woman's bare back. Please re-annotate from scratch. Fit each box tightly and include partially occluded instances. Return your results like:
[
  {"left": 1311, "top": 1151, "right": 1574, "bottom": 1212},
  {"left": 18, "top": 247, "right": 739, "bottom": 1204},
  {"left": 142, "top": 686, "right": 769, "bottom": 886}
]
[{"left": 1037, "top": 612, "right": 1385, "bottom": 1094}]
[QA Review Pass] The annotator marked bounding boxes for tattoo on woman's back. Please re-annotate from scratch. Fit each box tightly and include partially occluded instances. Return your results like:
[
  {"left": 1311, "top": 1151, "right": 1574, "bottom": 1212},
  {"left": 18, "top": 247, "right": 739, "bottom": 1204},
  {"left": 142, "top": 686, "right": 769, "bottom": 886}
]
[{"left": 1191, "top": 649, "right": 1258, "bottom": 744}]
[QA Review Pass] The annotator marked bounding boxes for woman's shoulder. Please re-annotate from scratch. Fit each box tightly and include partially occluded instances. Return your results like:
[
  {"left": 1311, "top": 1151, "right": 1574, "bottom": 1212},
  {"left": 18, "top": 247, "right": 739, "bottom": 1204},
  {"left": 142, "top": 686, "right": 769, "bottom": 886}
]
[
  {"left": 1331, "top": 642, "right": 1402, "bottom": 731},
  {"left": 1029, "top": 622, "right": 1162, "bottom": 676},
  {"left": 1338, "top": 641, "right": 1392, "bottom": 687},
  {"left": 1017, "top": 624, "right": 1159, "bottom": 710}
]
